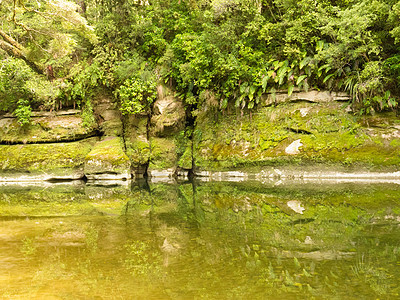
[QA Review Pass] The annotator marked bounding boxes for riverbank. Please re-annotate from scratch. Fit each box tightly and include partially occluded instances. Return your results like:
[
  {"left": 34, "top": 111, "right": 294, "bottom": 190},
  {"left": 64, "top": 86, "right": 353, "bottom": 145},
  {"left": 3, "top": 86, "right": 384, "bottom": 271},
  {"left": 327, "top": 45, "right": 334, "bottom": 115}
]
[{"left": 1, "top": 88, "right": 400, "bottom": 182}]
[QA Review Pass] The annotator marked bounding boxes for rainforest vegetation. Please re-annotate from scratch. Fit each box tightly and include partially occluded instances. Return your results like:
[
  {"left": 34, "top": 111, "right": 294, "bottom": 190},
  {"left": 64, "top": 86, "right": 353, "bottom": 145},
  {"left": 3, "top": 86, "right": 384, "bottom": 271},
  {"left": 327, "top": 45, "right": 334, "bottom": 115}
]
[{"left": 2, "top": 0, "right": 400, "bottom": 125}]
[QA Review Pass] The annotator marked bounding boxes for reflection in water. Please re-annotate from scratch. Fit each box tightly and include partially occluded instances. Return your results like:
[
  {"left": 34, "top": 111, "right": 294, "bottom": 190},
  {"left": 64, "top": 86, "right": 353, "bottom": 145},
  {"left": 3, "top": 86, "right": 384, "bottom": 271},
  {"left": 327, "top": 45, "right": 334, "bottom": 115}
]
[{"left": 0, "top": 180, "right": 400, "bottom": 298}]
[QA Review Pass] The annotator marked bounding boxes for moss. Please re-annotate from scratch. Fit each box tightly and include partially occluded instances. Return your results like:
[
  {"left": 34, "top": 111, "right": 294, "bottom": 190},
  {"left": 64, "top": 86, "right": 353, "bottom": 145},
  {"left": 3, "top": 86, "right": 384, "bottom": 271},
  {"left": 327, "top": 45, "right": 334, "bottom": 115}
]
[
  {"left": 123, "top": 115, "right": 150, "bottom": 168},
  {"left": 0, "top": 115, "right": 96, "bottom": 143},
  {"left": 358, "top": 112, "right": 400, "bottom": 128},
  {"left": 389, "top": 139, "right": 400, "bottom": 147},
  {"left": 126, "top": 140, "right": 150, "bottom": 167},
  {"left": 174, "top": 130, "right": 193, "bottom": 169},
  {"left": 86, "top": 137, "right": 129, "bottom": 166},
  {"left": 0, "top": 138, "right": 96, "bottom": 173},
  {"left": 84, "top": 137, "right": 130, "bottom": 174},
  {"left": 100, "top": 119, "right": 123, "bottom": 136},
  {"left": 149, "top": 137, "right": 177, "bottom": 169},
  {"left": 177, "top": 146, "right": 193, "bottom": 169},
  {"left": 193, "top": 101, "right": 400, "bottom": 171}
]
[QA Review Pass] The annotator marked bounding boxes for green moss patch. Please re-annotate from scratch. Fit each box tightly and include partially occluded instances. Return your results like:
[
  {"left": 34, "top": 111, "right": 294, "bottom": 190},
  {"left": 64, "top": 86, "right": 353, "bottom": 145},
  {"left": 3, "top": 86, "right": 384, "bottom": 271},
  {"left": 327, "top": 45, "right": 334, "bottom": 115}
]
[
  {"left": 126, "top": 139, "right": 150, "bottom": 167},
  {"left": 149, "top": 137, "right": 177, "bottom": 170},
  {"left": 193, "top": 102, "right": 400, "bottom": 171},
  {"left": 84, "top": 137, "right": 131, "bottom": 174},
  {"left": 0, "top": 138, "right": 96, "bottom": 174}
]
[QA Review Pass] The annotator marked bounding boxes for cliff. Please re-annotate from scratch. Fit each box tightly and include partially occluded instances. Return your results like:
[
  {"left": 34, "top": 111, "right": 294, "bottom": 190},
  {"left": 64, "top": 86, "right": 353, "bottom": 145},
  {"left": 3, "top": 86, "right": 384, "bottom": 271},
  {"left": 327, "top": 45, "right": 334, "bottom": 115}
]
[{"left": 1, "top": 88, "right": 400, "bottom": 181}]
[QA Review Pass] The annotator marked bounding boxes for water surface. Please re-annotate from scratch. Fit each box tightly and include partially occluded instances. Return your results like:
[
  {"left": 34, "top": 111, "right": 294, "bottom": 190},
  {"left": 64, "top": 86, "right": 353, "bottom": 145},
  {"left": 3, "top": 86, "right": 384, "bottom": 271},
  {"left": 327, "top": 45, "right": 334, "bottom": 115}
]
[{"left": 1, "top": 179, "right": 400, "bottom": 299}]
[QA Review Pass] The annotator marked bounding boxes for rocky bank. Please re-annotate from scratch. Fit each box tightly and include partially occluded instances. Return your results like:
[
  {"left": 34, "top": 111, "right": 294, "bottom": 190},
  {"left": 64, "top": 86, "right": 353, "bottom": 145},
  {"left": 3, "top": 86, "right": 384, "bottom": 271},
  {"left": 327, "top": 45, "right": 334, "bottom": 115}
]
[{"left": 2, "top": 87, "right": 400, "bottom": 181}]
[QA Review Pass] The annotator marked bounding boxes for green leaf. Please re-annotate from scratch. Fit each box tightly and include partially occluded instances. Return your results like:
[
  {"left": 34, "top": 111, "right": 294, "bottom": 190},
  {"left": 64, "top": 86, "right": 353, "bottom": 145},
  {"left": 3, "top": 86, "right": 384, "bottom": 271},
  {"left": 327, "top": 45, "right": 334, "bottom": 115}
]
[
  {"left": 388, "top": 98, "right": 397, "bottom": 107},
  {"left": 235, "top": 98, "right": 241, "bottom": 107},
  {"left": 296, "top": 75, "right": 307, "bottom": 85},
  {"left": 288, "top": 84, "right": 294, "bottom": 97},
  {"left": 318, "top": 64, "right": 331, "bottom": 75},
  {"left": 240, "top": 82, "right": 249, "bottom": 94},
  {"left": 262, "top": 76, "right": 269, "bottom": 92},
  {"left": 316, "top": 40, "right": 324, "bottom": 52},
  {"left": 220, "top": 98, "right": 228, "bottom": 109},
  {"left": 267, "top": 70, "right": 275, "bottom": 77},
  {"left": 300, "top": 57, "right": 311, "bottom": 70},
  {"left": 323, "top": 73, "right": 335, "bottom": 83},
  {"left": 249, "top": 84, "right": 257, "bottom": 96},
  {"left": 273, "top": 60, "right": 282, "bottom": 70},
  {"left": 277, "top": 66, "right": 287, "bottom": 85}
]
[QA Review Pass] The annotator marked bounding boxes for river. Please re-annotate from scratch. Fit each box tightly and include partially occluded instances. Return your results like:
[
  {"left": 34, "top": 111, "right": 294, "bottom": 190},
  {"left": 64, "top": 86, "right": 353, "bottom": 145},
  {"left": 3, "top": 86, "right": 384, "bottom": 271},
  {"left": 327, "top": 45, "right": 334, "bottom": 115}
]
[{"left": 0, "top": 179, "right": 399, "bottom": 299}]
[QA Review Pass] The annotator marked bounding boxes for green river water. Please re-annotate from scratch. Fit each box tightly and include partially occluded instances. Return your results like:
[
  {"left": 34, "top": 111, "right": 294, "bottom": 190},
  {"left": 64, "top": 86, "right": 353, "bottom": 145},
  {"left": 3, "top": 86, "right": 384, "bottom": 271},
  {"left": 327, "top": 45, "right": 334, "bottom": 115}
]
[{"left": 0, "top": 179, "right": 400, "bottom": 299}]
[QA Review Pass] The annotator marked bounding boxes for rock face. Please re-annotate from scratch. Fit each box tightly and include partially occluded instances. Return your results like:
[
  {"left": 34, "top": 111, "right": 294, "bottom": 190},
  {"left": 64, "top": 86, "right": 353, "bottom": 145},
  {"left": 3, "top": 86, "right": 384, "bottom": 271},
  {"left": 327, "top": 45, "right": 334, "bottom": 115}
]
[
  {"left": 84, "top": 137, "right": 131, "bottom": 180},
  {"left": 123, "top": 85, "right": 187, "bottom": 178},
  {"left": 151, "top": 94, "right": 185, "bottom": 137},
  {"left": 92, "top": 92, "right": 123, "bottom": 136},
  {"left": 0, "top": 138, "right": 97, "bottom": 181},
  {"left": 0, "top": 110, "right": 97, "bottom": 144},
  {"left": 147, "top": 87, "right": 186, "bottom": 177},
  {"left": 123, "top": 114, "right": 150, "bottom": 176},
  {"left": 193, "top": 100, "right": 400, "bottom": 173},
  {"left": 2, "top": 88, "right": 400, "bottom": 181},
  {"left": 263, "top": 90, "right": 350, "bottom": 106}
]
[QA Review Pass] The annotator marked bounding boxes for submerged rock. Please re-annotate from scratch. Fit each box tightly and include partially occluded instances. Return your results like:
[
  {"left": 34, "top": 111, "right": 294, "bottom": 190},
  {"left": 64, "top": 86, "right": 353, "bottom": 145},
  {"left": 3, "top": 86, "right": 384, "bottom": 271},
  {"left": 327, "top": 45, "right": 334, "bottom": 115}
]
[
  {"left": 287, "top": 200, "right": 305, "bottom": 214},
  {"left": 161, "top": 238, "right": 180, "bottom": 254},
  {"left": 285, "top": 139, "right": 303, "bottom": 155}
]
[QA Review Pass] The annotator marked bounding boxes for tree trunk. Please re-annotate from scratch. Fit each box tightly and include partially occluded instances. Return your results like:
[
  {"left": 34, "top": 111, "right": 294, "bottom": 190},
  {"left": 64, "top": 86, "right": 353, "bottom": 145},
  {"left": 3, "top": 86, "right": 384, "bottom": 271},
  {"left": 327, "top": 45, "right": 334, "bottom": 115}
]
[{"left": 0, "top": 29, "right": 44, "bottom": 75}]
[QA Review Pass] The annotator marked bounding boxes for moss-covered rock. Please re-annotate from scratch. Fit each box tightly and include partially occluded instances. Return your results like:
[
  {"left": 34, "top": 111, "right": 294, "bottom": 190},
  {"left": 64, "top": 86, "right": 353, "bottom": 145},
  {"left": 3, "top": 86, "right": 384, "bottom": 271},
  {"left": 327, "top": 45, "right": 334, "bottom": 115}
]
[
  {"left": 0, "top": 138, "right": 96, "bottom": 180},
  {"left": 148, "top": 137, "right": 178, "bottom": 175},
  {"left": 262, "top": 89, "right": 350, "bottom": 106},
  {"left": 84, "top": 137, "right": 131, "bottom": 180},
  {"left": 92, "top": 93, "right": 123, "bottom": 136},
  {"left": 0, "top": 110, "right": 98, "bottom": 143},
  {"left": 193, "top": 101, "right": 400, "bottom": 172},
  {"left": 123, "top": 115, "right": 150, "bottom": 174},
  {"left": 151, "top": 93, "right": 185, "bottom": 137}
]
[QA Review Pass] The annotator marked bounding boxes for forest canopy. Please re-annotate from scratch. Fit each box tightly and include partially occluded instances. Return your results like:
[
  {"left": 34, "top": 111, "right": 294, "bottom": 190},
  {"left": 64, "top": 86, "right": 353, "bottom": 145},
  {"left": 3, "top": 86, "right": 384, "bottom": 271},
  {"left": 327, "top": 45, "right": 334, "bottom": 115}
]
[{"left": 2, "top": 0, "right": 400, "bottom": 123}]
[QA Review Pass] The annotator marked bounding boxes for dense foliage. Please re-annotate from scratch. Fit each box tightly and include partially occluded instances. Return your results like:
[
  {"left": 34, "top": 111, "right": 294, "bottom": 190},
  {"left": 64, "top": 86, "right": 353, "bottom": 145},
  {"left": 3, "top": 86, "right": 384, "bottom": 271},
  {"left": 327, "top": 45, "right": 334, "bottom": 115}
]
[{"left": 2, "top": 0, "right": 400, "bottom": 122}]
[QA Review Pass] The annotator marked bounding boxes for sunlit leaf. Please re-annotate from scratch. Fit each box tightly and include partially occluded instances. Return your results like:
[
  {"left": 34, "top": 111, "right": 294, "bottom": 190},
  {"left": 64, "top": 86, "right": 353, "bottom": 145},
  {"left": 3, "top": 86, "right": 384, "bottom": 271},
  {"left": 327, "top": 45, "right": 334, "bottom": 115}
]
[
  {"left": 288, "top": 84, "right": 294, "bottom": 96},
  {"left": 296, "top": 75, "right": 307, "bottom": 85}
]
